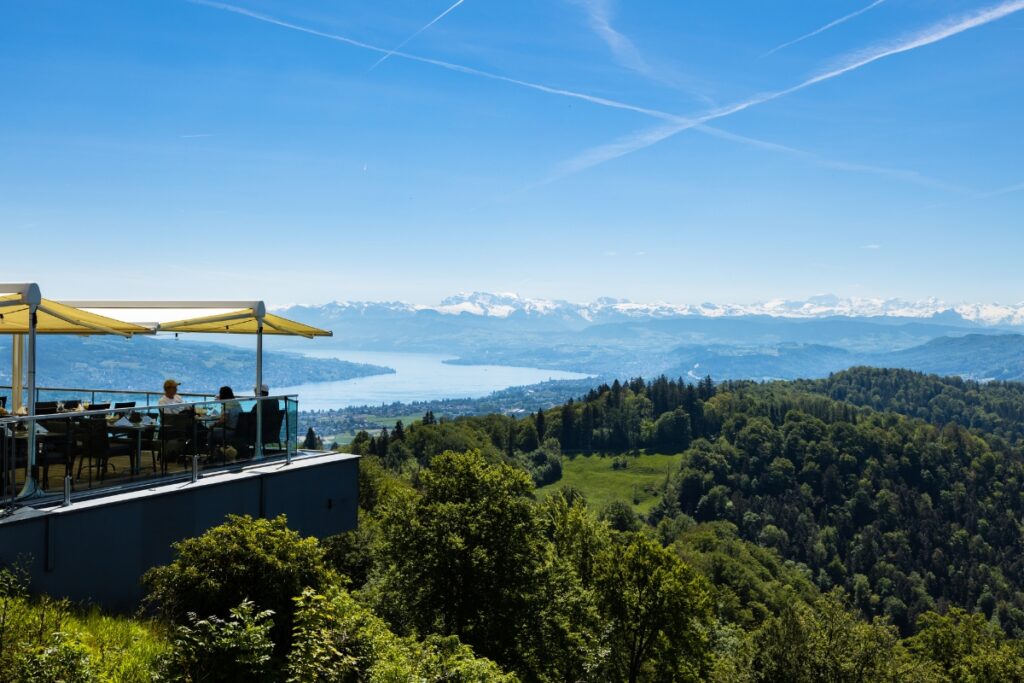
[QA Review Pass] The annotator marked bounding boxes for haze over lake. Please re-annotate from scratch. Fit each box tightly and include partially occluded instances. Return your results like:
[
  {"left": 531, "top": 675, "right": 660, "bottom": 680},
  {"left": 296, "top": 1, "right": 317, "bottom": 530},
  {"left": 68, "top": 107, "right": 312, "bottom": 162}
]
[{"left": 276, "top": 349, "right": 590, "bottom": 410}]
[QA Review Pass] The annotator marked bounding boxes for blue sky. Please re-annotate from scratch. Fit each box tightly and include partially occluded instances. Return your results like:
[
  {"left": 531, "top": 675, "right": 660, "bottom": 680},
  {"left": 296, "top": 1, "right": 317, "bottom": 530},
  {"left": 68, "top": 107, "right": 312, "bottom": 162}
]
[{"left": 2, "top": 0, "right": 1022, "bottom": 306}]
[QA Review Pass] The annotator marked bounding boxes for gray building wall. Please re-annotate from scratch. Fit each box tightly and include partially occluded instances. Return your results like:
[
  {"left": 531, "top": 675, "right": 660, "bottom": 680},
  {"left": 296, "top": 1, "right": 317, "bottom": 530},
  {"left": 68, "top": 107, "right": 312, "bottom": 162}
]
[{"left": 0, "top": 453, "right": 358, "bottom": 611}]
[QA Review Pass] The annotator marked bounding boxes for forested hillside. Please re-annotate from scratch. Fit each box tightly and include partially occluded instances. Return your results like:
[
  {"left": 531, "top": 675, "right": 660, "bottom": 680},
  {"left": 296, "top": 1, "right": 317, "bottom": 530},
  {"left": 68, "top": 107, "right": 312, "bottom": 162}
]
[
  {"left": 11, "top": 369, "right": 1024, "bottom": 681},
  {"left": 348, "top": 371, "right": 1024, "bottom": 640},
  {"left": 796, "top": 366, "right": 1024, "bottom": 443}
]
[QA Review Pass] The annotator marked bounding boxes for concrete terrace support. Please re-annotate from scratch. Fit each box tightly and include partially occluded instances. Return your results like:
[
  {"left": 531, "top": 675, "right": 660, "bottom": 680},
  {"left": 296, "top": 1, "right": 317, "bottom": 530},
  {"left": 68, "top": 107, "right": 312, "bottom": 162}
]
[{"left": 0, "top": 452, "right": 359, "bottom": 610}]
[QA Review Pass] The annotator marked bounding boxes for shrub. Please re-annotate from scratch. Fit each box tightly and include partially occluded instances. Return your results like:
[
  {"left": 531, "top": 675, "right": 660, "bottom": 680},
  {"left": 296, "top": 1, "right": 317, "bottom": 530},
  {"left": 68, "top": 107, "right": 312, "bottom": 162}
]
[
  {"left": 142, "top": 514, "right": 331, "bottom": 653},
  {"left": 11, "top": 631, "right": 97, "bottom": 683},
  {"left": 287, "top": 585, "right": 515, "bottom": 682},
  {"left": 156, "top": 600, "right": 275, "bottom": 683}
]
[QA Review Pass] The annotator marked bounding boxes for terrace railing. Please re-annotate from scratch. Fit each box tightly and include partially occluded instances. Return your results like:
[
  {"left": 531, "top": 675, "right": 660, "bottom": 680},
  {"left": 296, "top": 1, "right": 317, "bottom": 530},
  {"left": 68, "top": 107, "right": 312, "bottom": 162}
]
[
  {"left": 0, "top": 395, "right": 300, "bottom": 511},
  {"left": 0, "top": 385, "right": 217, "bottom": 410}
]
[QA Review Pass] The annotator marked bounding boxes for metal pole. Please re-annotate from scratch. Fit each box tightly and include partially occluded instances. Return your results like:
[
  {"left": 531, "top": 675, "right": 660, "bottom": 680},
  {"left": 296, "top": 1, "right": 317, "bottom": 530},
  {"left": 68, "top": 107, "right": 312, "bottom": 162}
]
[
  {"left": 191, "top": 453, "right": 199, "bottom": 483},
  {"left": 18, "top": 292, "right": 40, "bottom": 498},
  {"left": 62, "top": 475, "right": 71, "bottom": 507},
  {"left": 11, "top": 335, "right": 23, "bottom": 412},
  {"left": 254, "top": 318, "right": 264, "bottom": 461}
]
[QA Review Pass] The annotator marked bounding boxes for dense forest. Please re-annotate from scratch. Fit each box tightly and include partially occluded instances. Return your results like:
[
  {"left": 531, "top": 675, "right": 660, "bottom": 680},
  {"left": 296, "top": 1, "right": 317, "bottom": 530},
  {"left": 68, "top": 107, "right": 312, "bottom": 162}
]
[
  {"left": 7, "top": 367, "right": 1024, "bottom": 680},
  {"left": 348, "top": 368, "right": 1024, "bottom": 642}
]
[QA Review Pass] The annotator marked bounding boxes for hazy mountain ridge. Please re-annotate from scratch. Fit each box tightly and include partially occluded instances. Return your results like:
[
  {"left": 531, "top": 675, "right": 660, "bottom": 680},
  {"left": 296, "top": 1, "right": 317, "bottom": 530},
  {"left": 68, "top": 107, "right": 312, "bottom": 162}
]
[
  {"left": 275, "top": 293, "right": 1024, "bottom": 383},
  {"left": 0, "top": 336, "right": 393, "bottom": 395},
  {"left": 279, "top": 292, "right": 1024, "bottom": 326}
]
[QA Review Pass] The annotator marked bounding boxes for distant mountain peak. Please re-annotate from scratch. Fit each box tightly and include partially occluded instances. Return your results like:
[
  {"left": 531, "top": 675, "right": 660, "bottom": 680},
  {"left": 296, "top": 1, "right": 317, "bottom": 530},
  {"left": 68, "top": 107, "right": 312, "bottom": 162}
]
[{"left": 277, "top": 293, "right": 1024, "bottom": 327}]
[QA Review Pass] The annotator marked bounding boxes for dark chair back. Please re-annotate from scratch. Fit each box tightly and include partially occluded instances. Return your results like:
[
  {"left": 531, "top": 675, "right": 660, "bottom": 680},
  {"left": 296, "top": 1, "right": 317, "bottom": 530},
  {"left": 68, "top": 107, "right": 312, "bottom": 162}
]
[
  {"left": 232, "top": 411, "right": 257, "bottom": 457},
  {"left": 114, "top": 402, "right": 136, "bottom": 410},
  {"left": 35, "top": 401, "right": 58, "bottom": 415},
  {"left": 90, "top": 403, "right": 110, "bottom": 411},
  {"left": 260, "top": 403, "right": 286, "bottom": 447}
]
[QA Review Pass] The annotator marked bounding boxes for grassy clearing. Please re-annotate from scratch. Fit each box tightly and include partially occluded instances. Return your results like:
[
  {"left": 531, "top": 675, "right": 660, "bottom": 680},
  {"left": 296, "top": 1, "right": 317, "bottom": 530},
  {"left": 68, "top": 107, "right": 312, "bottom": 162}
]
[{"left": 536, "top": 452, "right": 684, "bottom": 515}]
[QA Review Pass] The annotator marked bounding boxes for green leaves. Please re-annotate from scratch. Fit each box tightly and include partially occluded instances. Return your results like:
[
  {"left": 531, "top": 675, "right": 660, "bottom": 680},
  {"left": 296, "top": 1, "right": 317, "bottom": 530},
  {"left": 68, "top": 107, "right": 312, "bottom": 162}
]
[{"left": 596, "top": 535, "right": 712, "bottom": 683}]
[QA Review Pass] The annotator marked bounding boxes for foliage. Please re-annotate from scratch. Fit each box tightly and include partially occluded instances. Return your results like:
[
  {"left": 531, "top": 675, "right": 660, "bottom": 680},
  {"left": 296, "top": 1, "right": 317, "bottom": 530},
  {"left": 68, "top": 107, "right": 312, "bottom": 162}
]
[
  {"left": 798, "top": 366, "right": 1024, "bottom": 445},
  {"left": 675, "top": 521, "right": 817, "bottom": 629},
  {"left": 908, "top": 607, "right": 1024, "bottom": 682},
  {"left": 142, "top": 514, "right": 332, "bottom": 653},
  {"left": 11, "top": 631, "right": 97, "bottom": 683},
  {"left": 287, "top": 585, "right": 514, "bottom": 682},
  {"left": 156, "top": 600, "right": 275, "bottom": 683},
  {"left": 364, "top": 449, "right": 545, "bottom": 668},
  {"left": 0, "top": 566, "right": 166, "bottom": 682},
  {"left": 749, "top": 590, "right": 933, "bottom": 682},
  {"left": 596, "top": 534, "right": 712, "bottom": 683}
]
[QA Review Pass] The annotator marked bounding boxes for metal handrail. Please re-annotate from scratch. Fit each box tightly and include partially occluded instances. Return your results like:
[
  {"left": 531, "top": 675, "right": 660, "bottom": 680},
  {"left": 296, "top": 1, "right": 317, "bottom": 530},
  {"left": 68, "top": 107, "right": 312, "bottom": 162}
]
[
  {"left": 1, "top": 395, "right": 299, "bottom": 509},
  {"left": 0, "top": 384, "right": 218, "bottom": 407}
]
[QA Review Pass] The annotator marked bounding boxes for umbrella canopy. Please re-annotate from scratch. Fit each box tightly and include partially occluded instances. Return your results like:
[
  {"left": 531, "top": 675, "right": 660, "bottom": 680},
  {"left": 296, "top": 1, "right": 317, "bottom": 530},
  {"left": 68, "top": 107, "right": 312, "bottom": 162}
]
[
  {"left": 157, "top": 309, "right": 330, "bottom": 338},
  {"left": 0, "top": 284, "right": 152, "bottom": 498},
  {"left": 0, "top": 294, "right": 152, "bottom": 336},
  {"left": 62, "top": 299, "right": 332, "bottom": 463}
]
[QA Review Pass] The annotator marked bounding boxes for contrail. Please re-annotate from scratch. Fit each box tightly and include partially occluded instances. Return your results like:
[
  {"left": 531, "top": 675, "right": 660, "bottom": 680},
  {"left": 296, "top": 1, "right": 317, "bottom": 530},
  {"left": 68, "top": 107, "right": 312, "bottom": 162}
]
[
  {"left": 187, "top": 0, "right": 686, "bottom": 123},
  {"left": 763, "top": 0, "right": 887, "bottom": 57},
  {"left": 556, "top": 0, "right": 1024, "bottom": 178},
  {"left": 187, "top": 0, "right": 1015, "bottom": 190},
  {"left": 369, "top": 0, "right": 466, "bottom": 72}
]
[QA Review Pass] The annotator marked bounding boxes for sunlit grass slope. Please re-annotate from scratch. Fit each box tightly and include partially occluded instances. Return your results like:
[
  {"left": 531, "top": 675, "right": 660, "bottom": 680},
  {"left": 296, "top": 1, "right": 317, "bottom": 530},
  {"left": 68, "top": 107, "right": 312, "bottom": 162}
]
[{"left": 536, "top": 453, "right": 684, "bottom": 514}]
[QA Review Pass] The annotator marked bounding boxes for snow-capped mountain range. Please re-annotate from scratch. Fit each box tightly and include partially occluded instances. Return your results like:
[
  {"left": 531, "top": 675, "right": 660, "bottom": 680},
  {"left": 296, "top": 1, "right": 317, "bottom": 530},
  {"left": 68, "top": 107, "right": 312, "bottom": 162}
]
[{"left": 281, "top": 292, "right": 1024, "bottom": 327}]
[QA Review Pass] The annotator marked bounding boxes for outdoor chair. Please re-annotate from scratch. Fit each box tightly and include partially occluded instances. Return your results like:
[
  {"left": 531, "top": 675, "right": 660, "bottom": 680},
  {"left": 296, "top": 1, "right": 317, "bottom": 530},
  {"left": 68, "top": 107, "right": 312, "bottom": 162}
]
[
  {"left": 250, "top": 401, "right": 286, "bottom": 453},
  {"left": 114, "top": 402, "right": 135, "bottom": 416},
  {"left": 35, "top": 401, "right": 58, "bottom": 415},
  {"left": 210, "top": 411, "right": 253, "bottom": 462},
  {"left": 76, "top": 416, "right": 132, "bottom": 483},
  {"left": 159, "top": 412, "right": 196, "bottom": 473},
  {"left": 38, "top": 417, "right": 77, "bottom": 488}
]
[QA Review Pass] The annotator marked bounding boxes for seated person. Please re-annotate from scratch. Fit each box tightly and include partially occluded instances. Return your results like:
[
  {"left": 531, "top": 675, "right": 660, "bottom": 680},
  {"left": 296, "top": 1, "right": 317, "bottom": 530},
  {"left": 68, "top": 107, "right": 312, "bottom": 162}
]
[
  {"left": 158, "top": 379, "right": 192, "bottom": 414},
  {"left": 208, "top": 386, "right": 242, "bottom": 458},
  {"left": 252, "top": 383, "right": 284, "bottom": 449}
]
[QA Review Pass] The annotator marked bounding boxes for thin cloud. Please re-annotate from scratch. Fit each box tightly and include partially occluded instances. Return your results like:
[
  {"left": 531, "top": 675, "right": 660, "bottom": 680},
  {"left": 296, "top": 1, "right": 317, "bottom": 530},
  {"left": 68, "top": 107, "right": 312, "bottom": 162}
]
[
  {"left": 763, "top": 0, "right": 887, "bottom": 57},
  {"left": 188, "top": 0, "right": 684, "bottom": 123},
  {"left": 567, "top": 0, "right": 714, "bottom": 103},
  {"left": 862, "top": 244, "right": 882, "bottom": 250},
  {"left": 189, "top": 0, "right": 1008, "bottom": 194},
  {"left": 369, "top": 0, "right": 466, "bottom": 72},
  {"left": 557, "top": 0, "right": 1024, "bottom": 177},
  {"left": 567, "top": 0, "right": 651, "bottom": 76},
  {"left": 979, "top": 179, "right": 1024, "bottom": 198},
  {"left": 693, "top": 125, "right": 969, "bottom": 193}
]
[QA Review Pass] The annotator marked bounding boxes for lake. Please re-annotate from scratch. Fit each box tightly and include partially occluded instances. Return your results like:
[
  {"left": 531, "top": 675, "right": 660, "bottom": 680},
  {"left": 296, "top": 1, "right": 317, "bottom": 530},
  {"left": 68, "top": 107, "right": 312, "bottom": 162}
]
[{"left": 275, "top": 349, "right": 591, "bottom": 411}]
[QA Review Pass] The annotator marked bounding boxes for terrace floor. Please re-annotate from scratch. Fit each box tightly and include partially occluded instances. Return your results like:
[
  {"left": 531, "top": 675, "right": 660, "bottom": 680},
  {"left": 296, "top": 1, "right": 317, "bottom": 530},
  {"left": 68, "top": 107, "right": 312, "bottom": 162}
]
[{"left": 3, "top": 442, "right": 297, "bottom": 506}]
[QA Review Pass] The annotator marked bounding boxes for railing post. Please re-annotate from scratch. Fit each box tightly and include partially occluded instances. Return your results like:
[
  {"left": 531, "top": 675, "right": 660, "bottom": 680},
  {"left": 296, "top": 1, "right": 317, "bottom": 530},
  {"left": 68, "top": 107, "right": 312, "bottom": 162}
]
[
  {"left": 62, "top": 475, "right": 72, "bottom": 507},
  {"left": 191, "top": 453, "right": 199, "bottom": 483}
]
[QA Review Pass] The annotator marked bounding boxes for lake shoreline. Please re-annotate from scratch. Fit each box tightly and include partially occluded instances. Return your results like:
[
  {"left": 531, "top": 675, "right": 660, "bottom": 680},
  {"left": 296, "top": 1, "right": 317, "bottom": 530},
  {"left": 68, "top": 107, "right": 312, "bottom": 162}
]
[{"left": 276, "top": 348, "right": 592, "bottom": 411}]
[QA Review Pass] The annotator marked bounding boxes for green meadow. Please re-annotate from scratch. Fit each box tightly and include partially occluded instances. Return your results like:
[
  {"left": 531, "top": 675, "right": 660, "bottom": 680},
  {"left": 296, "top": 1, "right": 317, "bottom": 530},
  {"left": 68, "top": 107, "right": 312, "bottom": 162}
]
[{"left": 536, "top": 452, "right": 684, "bottom": 515}]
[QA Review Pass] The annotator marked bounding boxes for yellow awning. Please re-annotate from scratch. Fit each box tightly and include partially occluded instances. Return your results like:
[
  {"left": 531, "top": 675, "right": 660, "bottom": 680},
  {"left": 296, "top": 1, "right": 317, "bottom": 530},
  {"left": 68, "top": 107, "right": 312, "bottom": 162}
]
[
  {"left": 0, "top": 295, "right": 152, "bottom": 336},
  {"left": 157, "top": 308, "right": 331, "bottom": 339}
]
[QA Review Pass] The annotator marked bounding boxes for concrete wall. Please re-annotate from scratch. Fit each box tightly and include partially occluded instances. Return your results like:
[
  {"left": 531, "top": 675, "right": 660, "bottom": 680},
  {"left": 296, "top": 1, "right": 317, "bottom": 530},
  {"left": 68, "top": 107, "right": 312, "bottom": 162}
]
[{"left": 0, "top": 453, "right": 358, "bottom": 610}]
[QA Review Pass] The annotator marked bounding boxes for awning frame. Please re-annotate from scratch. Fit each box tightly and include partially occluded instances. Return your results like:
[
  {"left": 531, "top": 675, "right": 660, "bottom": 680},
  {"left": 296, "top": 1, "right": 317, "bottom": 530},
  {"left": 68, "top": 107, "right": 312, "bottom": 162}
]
[
  {"left": 0, "top": 284, "right": 152, "bottom": 498},
  {"left": 62, "top": 299, "right": 331, "bottom": 462}
]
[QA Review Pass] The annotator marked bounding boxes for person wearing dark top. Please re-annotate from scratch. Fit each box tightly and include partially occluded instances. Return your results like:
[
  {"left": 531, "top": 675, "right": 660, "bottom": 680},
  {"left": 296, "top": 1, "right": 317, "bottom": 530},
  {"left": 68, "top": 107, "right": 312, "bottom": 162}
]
[
  {"left": 252, "top": 383, "right": 284, "bottom": 449},
  {"left": 209, "top": 386, "right": 242, "bottom": 457}
]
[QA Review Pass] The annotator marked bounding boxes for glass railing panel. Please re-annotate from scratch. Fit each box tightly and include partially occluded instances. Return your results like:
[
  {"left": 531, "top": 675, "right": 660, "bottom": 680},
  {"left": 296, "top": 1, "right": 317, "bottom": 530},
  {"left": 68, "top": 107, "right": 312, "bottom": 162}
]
[
  {"left": 286, "top": 397, "right": 299, "bottom": 452},
  {"left": 0, "top": 394, "right": 300, "bottom": 508}
]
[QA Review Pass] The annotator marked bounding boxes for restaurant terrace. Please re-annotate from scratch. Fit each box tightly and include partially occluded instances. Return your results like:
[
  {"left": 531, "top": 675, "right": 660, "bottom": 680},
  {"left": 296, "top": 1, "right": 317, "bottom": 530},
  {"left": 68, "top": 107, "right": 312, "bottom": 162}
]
[{"left": 0, "top": 283, "right": 358, "bottom": 608}]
